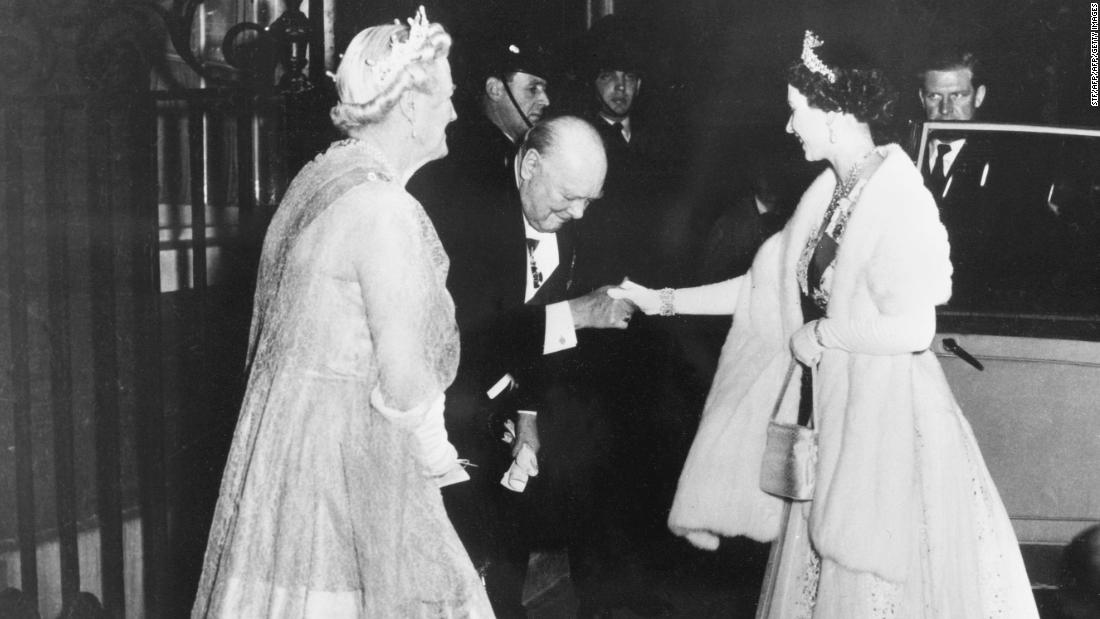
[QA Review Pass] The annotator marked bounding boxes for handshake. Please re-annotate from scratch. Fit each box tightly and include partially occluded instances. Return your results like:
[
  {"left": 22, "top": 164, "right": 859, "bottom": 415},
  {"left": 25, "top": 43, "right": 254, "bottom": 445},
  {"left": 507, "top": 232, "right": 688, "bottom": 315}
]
[
  {"left": 606, "top": 279, "right": 840, "bottom": 366},
  {"left": 605, "top": 278, "right": 668, "bottom": 316},
  {"left": 570, "top": 279, "right": 665, "bottom": 329}
]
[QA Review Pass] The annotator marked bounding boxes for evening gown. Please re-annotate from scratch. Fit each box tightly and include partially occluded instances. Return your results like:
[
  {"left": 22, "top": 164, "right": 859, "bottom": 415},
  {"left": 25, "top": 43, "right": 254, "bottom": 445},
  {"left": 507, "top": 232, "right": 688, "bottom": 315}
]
[
  {"left": 192, "top": 140, "right": 494, "bottom": 618},
  {"left": 667, "top": 145, "right": 1037, "bottom": 619},
  {"left": 757, "top": 173, "right": 1038, "bottom": 618}
]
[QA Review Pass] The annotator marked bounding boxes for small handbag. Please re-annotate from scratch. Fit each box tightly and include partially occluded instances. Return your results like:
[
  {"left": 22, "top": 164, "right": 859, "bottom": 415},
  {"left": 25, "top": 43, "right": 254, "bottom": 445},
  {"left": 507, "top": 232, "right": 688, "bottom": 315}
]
[{"left": 759, "top": 360, "right": 817, "bottom": 501}]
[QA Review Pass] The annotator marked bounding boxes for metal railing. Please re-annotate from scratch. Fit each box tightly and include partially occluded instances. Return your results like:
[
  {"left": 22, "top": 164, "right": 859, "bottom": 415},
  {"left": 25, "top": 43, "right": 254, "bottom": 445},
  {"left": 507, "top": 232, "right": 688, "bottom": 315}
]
[
  {"left": 1, "top": 93, "right": 161, "bottom": 618},
  {"left": 0, "top": 86, "right": 329, "bottom": 618}
]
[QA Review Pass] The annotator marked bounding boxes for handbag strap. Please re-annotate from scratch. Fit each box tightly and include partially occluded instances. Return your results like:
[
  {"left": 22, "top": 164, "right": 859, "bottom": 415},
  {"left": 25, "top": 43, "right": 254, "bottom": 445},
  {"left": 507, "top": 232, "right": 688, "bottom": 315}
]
[{"left": 768, "top": 359, "right": 799, "bottom": 422}]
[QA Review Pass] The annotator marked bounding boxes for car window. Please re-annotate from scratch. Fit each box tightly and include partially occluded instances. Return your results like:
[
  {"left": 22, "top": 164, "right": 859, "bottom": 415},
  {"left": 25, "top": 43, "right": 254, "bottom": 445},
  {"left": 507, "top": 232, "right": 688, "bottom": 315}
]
[{"left": 921, "top": 124, "right": 1100, "bottom": 339}]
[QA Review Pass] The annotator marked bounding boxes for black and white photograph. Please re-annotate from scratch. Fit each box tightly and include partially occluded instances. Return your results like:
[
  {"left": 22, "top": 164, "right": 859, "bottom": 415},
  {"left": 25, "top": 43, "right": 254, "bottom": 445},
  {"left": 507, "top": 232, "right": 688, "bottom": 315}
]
[{"left": 1, "top": 0, "right": 1098, "bottom": 617}]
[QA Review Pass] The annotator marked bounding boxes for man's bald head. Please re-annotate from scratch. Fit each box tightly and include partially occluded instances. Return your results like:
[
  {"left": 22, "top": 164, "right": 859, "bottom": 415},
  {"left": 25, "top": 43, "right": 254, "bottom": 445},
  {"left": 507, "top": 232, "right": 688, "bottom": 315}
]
[{"left": 517, "top": 116, "right": 607, "bottom": 232}]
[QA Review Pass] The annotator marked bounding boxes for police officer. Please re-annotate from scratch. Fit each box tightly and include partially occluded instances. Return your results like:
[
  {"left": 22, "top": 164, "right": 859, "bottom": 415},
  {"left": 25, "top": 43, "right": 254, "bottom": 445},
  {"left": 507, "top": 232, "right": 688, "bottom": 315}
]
[{"left": 410, "top": 36, "right": 554, "bottom": 247}]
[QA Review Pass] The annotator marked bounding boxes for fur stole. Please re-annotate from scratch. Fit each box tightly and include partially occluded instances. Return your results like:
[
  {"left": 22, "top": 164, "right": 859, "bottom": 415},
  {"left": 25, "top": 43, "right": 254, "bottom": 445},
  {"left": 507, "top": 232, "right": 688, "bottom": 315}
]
[{"left": 668, "top": 144, "right": 955, "bottom": 583}]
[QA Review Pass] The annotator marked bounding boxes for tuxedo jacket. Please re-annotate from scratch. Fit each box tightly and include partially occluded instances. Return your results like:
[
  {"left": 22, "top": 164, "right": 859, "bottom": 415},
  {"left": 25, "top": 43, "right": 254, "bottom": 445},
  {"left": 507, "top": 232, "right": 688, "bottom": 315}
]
[{"left": 438, "top": 180, "right": 579, "bottom": 448}]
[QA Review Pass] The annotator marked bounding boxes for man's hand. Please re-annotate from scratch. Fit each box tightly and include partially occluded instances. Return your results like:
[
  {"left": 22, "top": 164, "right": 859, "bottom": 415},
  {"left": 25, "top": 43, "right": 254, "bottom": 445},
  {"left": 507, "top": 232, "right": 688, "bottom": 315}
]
[
  {"left": 569, "top": 285, "right": 636, "bottom": 329},
  {"left": 514, "top": 413, "right": 540, "bottom": 458}
]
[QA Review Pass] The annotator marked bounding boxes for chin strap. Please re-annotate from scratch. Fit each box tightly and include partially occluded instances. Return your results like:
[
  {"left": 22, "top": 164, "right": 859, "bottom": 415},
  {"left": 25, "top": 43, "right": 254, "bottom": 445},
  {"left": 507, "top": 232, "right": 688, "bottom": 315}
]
[{"left": 502, "top": 80, "right": 534, "bottom": 130}]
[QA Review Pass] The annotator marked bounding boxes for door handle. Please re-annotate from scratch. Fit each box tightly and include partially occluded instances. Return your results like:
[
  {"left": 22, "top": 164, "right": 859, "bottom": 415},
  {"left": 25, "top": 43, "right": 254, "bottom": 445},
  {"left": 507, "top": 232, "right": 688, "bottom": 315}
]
[{"left": 942, "top": 338, "right": 984, "bottom": 371}]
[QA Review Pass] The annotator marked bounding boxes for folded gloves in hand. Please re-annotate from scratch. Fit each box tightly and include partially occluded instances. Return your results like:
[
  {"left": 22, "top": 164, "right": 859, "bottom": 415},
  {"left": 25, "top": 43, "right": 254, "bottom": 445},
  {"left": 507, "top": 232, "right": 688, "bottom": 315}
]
[{"left": 499, "top": 419, "right": 538, "bottom": 492}]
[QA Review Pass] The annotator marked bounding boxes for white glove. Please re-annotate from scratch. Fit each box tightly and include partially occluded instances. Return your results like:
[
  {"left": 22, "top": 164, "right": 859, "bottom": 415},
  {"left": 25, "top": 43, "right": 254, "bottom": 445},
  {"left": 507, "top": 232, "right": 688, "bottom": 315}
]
[
  {"left": 371, "top": 389, "right": 468, "bottom": 487},
  {"left": 790, "top": 320, "right": 825, "bottom": 366},
  {"left": 411, "top": 395, "right": 469, "bottom": 487},
  {"left": 606, "top": 278, "right": 663, "bottom": 315}
]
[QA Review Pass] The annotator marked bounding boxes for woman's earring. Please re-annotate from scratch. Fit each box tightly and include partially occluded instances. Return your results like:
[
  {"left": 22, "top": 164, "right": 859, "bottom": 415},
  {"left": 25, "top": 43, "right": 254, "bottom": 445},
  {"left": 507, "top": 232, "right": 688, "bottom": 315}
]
[{"left": 828, "top": 125, "right": 836, "bottom": 144}]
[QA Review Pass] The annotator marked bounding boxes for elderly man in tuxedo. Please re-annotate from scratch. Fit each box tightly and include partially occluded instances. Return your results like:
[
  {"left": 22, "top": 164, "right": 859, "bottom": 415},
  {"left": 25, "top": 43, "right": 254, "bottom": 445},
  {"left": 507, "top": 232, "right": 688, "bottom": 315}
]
[{"left": 439, "top": 115, "right": 634, "bottom": 618}]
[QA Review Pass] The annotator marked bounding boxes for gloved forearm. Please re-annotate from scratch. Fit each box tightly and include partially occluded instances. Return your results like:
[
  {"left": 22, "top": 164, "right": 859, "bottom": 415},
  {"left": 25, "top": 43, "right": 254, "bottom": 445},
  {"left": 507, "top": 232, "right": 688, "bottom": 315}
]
[
  {"left": 371, "top": 389, "right": 468, "bottom": 486},
  {"left": 817, "top": 306, "right": 936, "bottom": 355}
]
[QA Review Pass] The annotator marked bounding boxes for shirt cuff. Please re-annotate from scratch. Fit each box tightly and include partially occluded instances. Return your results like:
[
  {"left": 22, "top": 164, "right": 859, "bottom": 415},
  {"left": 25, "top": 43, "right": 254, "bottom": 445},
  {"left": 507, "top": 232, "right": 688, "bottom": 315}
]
[
  {"left": 543, "top": 301, "right": 578, "bottom": 354},
  {"left": 517, "top": 410, "right": 537, "bottom": 417}
]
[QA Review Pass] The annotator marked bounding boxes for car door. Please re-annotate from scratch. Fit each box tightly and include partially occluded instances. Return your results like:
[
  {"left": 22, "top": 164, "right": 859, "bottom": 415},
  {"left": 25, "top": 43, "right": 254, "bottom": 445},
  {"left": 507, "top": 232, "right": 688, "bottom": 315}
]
[{"left": 920, "top": 122, "right": 1100, "bottom": 572}]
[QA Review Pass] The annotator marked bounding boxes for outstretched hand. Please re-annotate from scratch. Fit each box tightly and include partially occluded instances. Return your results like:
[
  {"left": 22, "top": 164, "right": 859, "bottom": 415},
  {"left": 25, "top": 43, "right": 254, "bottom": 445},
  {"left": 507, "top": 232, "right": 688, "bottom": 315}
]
[
  {"left": 570, "top": 284, "right": 636, "bottom": 329},
  {"left": 607, "top": 279, "right": 662, "bottom": 315}
]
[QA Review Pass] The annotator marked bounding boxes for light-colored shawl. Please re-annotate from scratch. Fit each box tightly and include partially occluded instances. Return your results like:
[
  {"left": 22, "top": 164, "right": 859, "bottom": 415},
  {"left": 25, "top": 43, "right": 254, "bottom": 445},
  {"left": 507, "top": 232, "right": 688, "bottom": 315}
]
[{"left": 669, "top": 144, "right": 954, "bottom": 583}]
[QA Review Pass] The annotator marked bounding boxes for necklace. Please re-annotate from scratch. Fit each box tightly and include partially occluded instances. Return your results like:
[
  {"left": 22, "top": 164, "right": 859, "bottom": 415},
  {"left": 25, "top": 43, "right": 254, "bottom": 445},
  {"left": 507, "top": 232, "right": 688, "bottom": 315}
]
[
  {"left": 334, "top": 137, "right": 397, "bottom": 181},
  {"left": 829, "top": 156, "right": 866, "bottom": 206},
  {"left": 796, "top": 147, "right": 879, "bottom": 299}
]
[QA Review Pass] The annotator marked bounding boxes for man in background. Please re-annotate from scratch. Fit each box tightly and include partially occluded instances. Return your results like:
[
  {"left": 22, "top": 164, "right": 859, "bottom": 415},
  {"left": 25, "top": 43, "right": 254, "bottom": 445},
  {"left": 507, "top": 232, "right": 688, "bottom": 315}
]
[
  {"left": 565, "top": 15, "right": 679, "bottom": 618},
  {"left": 410, "top": 35, "right": 553, "bottom": 252},
  {"left": 919, "top": 46, "right": 988, "bottom": 199},
  {"left": 917, "top": 46, "right": 997, "bottom": 307}
]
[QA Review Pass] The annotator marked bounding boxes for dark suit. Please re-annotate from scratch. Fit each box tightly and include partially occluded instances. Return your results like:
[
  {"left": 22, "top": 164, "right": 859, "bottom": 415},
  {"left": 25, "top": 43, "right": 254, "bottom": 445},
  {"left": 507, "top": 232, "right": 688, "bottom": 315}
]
[
  {"left": 414, "top": 114, "right": 605, "bottom": 615},
  {"left": 572, "top": 115, "right": 662, "bottom": 292},
  {"left": 921, "top": 136, "right": 999, "bottom": 308},
  {"left": 443, "top": 190, "right": 578, "bottom": 418},
  {"left": 444, "top": 189, "right": 611, "bottom": 617},
  {"left": 923, "top": 132, "right": 1092, "bottom": 315}
]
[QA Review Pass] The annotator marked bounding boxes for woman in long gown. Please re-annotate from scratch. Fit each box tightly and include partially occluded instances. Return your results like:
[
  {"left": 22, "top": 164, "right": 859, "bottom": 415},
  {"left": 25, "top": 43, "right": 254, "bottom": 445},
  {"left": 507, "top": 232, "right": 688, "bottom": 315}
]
[
  {"left": 191, "top": 9, "right": 495, "bottom": 618},
  {"left": 610, "top": 31, "right": 1038, "bottom": 618}
]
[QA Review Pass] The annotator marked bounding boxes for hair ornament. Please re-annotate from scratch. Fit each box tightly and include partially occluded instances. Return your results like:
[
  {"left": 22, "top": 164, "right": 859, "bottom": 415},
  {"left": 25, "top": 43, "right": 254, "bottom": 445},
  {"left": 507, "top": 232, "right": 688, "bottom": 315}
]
[
  {"left": 801, "top": 30, "right": 836, "bottom": 83},
  {"left": 364, "top": 5, "right": 431, "bottom": 87}
]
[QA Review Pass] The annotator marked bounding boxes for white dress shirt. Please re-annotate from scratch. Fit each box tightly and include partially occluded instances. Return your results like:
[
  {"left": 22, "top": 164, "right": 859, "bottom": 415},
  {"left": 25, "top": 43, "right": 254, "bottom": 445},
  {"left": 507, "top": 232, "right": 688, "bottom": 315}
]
[
  {"left": 520, "top": 203, "right": 576, "bottom": 355},
  {"left": 928, "top": 137, "right": 966, "bottom": 176}
]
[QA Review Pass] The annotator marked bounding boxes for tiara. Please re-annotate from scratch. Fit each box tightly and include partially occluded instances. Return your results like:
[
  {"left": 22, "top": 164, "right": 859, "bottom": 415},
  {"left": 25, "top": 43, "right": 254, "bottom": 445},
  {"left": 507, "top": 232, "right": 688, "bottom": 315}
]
[
  {"left": 801, "top": 30, "right": 836, "bottom": 83},
  {"left": 365, "top": 5, "right": 432, "bottom": 87}
]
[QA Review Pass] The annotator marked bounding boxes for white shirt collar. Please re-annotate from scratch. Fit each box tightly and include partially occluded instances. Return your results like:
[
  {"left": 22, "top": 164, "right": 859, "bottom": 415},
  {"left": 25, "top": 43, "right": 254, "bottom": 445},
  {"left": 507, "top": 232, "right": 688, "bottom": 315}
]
[
  {"left": 929, "top": 137, "right": 967, "bottom": 175},
  {"left": 599, "top": 114, "right": 632, "bottom": 142}
]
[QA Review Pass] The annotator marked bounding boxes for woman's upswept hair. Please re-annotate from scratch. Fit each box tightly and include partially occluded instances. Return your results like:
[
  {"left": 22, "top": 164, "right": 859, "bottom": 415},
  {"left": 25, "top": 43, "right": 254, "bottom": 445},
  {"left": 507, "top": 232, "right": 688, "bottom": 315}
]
[
  {"left": 787, "top": 33, "right": 897, "bottom": 134},
  {"left": 330, "top": 16, "right": 451, "bottom": 134}
]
